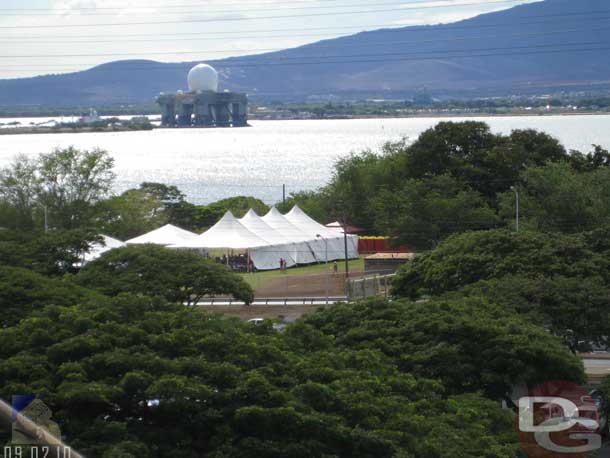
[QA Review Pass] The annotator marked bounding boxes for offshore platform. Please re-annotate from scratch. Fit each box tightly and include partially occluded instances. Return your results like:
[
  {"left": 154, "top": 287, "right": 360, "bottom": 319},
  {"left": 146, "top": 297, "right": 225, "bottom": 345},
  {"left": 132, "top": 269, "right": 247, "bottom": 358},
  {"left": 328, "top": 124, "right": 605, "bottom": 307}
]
[{"left": 156, "top": 63, "right": 248, "bottom": 128}]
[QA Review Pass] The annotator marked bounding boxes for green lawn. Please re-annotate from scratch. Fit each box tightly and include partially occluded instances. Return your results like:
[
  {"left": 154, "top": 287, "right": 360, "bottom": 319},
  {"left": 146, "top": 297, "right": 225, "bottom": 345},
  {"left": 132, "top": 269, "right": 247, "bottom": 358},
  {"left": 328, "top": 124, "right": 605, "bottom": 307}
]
[{"left": 240, "top": 257, "right": 365, "bottom": 288}]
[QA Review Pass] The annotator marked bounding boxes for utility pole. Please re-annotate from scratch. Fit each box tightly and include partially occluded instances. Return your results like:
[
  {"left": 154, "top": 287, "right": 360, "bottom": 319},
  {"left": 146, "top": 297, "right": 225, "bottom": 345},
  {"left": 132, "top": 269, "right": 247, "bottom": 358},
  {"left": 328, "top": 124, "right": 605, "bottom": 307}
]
[
  {"left": 44, "top": 206, "right": 49, "bottom": 233},
  {"left": 343, "top": 212, "right": 349, "bottom": 278},
  {"left": 282, "top": 184, "right": 286, "bottom": 206},
  {"left": 511, "top": 186, "right": 519, "bottom": 232},
  {"left": 317, "top": 234, "right": 329, "bottom": 304}
]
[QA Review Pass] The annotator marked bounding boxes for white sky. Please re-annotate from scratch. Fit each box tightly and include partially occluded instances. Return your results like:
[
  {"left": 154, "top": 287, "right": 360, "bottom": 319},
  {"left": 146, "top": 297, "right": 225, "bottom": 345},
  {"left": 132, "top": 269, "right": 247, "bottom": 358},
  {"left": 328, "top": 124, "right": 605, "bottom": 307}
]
[{"left": 0, "top": 0, "right": 540, "bottom": 79}]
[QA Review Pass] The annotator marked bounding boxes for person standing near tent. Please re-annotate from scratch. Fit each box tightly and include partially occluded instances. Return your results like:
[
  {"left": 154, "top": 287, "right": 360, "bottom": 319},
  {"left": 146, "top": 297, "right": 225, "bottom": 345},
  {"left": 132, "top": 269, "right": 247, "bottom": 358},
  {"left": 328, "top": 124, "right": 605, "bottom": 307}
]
[{"left": 333, "top": 261, "right": 338, "bottom": 275}]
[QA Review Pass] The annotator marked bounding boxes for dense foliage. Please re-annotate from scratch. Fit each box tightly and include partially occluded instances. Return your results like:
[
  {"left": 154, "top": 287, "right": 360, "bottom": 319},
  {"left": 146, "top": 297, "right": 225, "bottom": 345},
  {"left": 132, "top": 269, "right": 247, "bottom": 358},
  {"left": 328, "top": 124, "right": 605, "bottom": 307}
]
[
  {"left": 302, "top": 298, "right": 585, "bottom": 398},
  {"left": 0, "top": 265, "right": 107, "bottom": 327},
  {"left": 0, "top": 147, "right": 115, "bottom": 231},
  {"left": 392, "top": 228, "right": 610, "bottom": 351},
  {"left": 1, "top": 125, "right": 609, "bottom": 457},
  {"left": 78, "top": 245, "right": 254, "bottom": 305},
  {"left": 283, "top": 121, "right": 610, "bottom": 248},
  {"left": 0, "top": 229, "right": 100, "bottom": 276},
  {"left": 0, "top": 294, "right": 583, "bottom": 457}
]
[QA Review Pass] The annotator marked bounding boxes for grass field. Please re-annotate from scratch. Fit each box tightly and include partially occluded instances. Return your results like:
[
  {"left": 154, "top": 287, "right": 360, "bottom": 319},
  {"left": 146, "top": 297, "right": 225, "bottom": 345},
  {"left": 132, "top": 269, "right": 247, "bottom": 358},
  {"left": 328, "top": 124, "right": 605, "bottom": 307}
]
[{"left": 240, "top": 257, "right": 365, "bottom": 288}]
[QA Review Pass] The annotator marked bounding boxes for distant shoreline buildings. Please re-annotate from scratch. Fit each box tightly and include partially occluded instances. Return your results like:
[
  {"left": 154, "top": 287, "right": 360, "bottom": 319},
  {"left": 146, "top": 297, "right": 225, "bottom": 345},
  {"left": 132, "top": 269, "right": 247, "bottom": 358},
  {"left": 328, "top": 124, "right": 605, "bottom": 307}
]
[{"left": 156, "top": 64, "right": 248, "bottom": 128}]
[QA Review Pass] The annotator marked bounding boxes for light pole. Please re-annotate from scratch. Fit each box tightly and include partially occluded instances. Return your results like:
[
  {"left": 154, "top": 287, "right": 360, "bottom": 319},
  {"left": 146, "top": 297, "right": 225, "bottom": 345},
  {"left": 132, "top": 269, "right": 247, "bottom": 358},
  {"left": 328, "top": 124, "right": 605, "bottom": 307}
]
[
  {"left": 316, "top": 234, "right": 329, "bottom": 304},
  {"left": 510, "top": 186, "right": 520, "bottom": 232}
]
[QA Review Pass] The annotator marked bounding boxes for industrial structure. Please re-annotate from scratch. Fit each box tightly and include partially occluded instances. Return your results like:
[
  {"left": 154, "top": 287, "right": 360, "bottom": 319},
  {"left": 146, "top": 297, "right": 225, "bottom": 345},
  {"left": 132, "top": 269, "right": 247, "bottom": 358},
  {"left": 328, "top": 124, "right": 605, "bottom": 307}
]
[{"left": 156, "top": 63, "right": 248, "bottom": 128}]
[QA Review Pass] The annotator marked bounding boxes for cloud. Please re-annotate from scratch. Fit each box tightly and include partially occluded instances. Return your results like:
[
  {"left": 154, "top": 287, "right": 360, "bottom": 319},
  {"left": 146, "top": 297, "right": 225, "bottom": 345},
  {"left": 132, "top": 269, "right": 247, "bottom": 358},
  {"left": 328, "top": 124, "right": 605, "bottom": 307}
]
[{"left": 391, "top": 0, "right": 540, "bottom": 26}]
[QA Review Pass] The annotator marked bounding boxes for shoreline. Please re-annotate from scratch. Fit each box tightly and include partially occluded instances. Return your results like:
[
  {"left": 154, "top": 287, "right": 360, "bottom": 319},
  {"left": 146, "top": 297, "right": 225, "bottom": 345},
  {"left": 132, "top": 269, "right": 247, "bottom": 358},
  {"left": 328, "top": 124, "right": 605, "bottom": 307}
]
[{"left": 0, "top": 111, "right": 609, "bottom": 136}]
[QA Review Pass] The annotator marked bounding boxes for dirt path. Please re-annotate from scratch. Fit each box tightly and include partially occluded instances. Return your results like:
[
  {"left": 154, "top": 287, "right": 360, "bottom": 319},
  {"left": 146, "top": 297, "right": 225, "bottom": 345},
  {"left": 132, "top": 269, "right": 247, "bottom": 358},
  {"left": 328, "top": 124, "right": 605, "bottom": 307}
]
[{"left": 252, "top": 271, "right": 362, "bottom": 297}]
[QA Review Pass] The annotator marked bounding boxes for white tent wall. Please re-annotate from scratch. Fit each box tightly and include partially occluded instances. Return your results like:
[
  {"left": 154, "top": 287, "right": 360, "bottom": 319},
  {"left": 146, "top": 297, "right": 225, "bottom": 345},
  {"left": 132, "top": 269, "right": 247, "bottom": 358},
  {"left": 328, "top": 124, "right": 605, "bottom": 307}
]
[
  {"left": 238, "top": 210, "right": 297, "bottom": 270},
  {"left": 261, "top": 208, "right": 318, "bottom": 264},
  {"left": 248, "top": 244, "right": 296, "bottom": 271},
  {"left": 284, "top": 206, "right": 360, "bottom": 261}
]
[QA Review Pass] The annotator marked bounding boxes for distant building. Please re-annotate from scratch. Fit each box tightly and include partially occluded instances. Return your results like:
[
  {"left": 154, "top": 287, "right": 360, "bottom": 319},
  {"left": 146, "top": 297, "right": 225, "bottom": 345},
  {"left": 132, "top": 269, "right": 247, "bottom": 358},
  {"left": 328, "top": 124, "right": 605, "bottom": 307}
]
[
  {"left": 157, "top": 63, "right": 248, "bottom": 128},
  {"left": 78, "top": 108, "right": 101, "bottom": 124}
]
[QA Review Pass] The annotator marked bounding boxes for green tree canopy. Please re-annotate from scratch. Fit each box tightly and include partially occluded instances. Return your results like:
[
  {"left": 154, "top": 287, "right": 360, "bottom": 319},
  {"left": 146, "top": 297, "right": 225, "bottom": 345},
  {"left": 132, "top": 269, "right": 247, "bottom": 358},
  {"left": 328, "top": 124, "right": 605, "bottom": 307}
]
[
  {"left": 97, "top": 189, "right": 166, "bottom": 240},
  {"left": 77, "top": 245, "right": 254, "bottom": 305},
  {"left": 0, "top": 147, "right": 115, "bottom": 231},
  {"left": 455, "top": 275, "right": 610, "bottom": 352},
  {"left": 283, "top": 122, "right": 580, "bottom": 244},
  {"left": 0, "top": 265, "right": 107, "bottom": 327},
  {"left": 0, "top": 229, "right": 100, "bottom": 276},
  {"left": 392, "top": 229, "right": 608, "bottom": 298},
  {"left": 0, "top": 295, "right": 525, "bottom": 458},
  {"left": 498, "top": 162, "right": 610, "bottom": 233},
  {"left": 391, "top": 228, "right": 610, "bottom": 351},
  {"left": 301, "top": 298, "right": 584, "bottom": 400},
  {"left": 372, "top": 174, "right": 498, "bottom": 249}
]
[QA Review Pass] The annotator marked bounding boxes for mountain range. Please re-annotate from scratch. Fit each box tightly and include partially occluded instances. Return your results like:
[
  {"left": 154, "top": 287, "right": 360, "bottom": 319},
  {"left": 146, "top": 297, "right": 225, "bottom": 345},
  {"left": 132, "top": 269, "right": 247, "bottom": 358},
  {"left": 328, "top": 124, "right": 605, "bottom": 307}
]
[{"left": 0, "top": 0, "right": 609, "bottom": 107}]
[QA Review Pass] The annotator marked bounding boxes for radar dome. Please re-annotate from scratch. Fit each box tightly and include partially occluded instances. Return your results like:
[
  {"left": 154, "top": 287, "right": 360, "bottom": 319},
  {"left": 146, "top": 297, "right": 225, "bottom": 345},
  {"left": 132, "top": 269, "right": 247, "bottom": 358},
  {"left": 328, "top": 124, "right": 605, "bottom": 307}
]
[{"left": 187, "top": 63, "right": 219, "bottom": 92}]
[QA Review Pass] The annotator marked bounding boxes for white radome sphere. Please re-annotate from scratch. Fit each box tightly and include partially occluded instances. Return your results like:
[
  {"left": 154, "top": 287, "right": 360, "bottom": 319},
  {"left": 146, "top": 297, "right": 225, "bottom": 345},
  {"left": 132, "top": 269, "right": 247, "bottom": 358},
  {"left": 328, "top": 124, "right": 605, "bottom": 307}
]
[{"left": 187, "top": 63, "right": 219, "bottom": 92}]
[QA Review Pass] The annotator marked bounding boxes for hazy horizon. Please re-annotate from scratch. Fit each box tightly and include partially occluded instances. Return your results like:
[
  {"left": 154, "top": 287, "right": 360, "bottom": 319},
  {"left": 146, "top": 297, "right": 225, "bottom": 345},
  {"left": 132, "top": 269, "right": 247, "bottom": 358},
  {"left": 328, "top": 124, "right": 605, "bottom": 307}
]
[{"left": 0, "top": 0, "right": 539, "bottom": 79}]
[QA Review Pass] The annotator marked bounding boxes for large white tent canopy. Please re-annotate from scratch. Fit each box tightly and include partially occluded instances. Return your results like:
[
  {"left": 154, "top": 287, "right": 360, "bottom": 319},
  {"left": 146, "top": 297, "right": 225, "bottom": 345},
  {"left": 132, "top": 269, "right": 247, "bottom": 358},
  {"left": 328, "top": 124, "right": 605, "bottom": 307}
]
[
  {"left": 175, "top": 211, "right": 269, "bottom": 250},
  {"left": 261, "top": 207, "right": 318, "bottom": 264},
  {"left": 117, "top": 207, "right": 359, "bottom": 271},
  {"left": 126, "top": 224, "right": 199, "bottom": 246},
  {"left": 285, "top": 206, "right": 359, "bottom": 261},
  {"left": 238, "top": 210, "right": 298, "bottom": 270}
]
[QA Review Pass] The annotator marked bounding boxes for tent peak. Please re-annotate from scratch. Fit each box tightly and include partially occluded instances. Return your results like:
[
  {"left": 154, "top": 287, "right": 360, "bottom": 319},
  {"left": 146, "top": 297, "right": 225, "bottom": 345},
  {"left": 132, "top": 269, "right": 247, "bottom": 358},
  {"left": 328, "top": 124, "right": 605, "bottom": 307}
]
[
  {"left": 244, "top": 209, "right": 260, "bottom": 218},
  {"left": 288, "top": 205, "right": 305, "bottom": 215},
  {"left": 267, "top": 206, "right": 282, "bottom": 216},
  {"left": 220, "top": 211, "right": 237, "bottom": 221}
]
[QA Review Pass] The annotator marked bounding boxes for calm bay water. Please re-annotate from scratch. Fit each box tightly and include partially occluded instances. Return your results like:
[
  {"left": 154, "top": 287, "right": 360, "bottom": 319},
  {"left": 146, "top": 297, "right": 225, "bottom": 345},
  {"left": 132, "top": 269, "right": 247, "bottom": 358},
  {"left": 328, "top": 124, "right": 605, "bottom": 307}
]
[{"left": 0, "top": 115, "right": 608, "bottom": 204}]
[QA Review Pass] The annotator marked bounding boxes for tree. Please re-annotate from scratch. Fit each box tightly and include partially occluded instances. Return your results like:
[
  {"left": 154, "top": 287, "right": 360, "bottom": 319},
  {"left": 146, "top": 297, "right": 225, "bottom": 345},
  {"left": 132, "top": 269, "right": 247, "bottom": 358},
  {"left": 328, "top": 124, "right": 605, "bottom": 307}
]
[
  {"left": 399, "top": 124, "right": 566, "bottom": 199},
  {"left": 300, "top": 298, "right": 584, "bottom": 399},
  {"left": 569, "top": 145, "right": 610, "bottom": 172},
  {"left": 498, "top": 163, "right": 610, "bottom": 233},
  {"left": 0, "top": 294, "right": 522, "bottom": 458},
  {"left": 35, "top": 147, "right": 115, "bottom": 229},
  {"left": 311, "top": 122, "right": 573, "bottom": 237},
  {"left": 276, "top": 190, "right": 330, "bottom": 224},
  {"left": 167, "top": 196, "right": 270, "bottom": 232},
  {"left": 0, "top": 265, "right": 107, "bottom": 327},
  {"left": 97, "top": 189, "right": 166, "bottom": 240},
  {"left": 138, "top": 182, "right": 186, "bottom": 206},
  {"left": 0, "top": 155, "right": 39, "bottom": 229},
  {"left": 456, "top": 275, "right": 610, "bottom": 352},
  {"left": 0, "top": 147, "right": 115, "bottom": 231},
  {"left": 77, "top": 245, "right": 254, "bottom": 305},
  {"left": 0, "top": 229, "right": 100, "bottom": 276},
  {"left": 372, "top": 174, "right": 498, "bottom": 249},
  {"left": 392, "top": 229, "right": 608, "bottom": 299}
]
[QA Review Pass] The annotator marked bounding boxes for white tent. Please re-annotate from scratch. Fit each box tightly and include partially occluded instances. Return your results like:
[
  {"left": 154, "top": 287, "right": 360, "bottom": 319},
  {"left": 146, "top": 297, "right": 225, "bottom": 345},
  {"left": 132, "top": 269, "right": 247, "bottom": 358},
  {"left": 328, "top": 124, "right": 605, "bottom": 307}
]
[
  {"left": 239, "top": 210, "right": 298, "bottom": 269},
  {"left": 285, "top": 206, "right": 359, "bottom": 260},
  {"left": 172, "top": 211, "right": 296, "bottom": 271},
  {"left": 261, "top": 207, "right": 318, "bottom": 264},
  {"left": 175, "top": 211, "right": 269, "bottom": 250},
  {"left": 126, "top": 224, "right": 199, "bottom": 246},
  {"left": 83, "top": 235, "right": 126, "bottom": 264}
]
